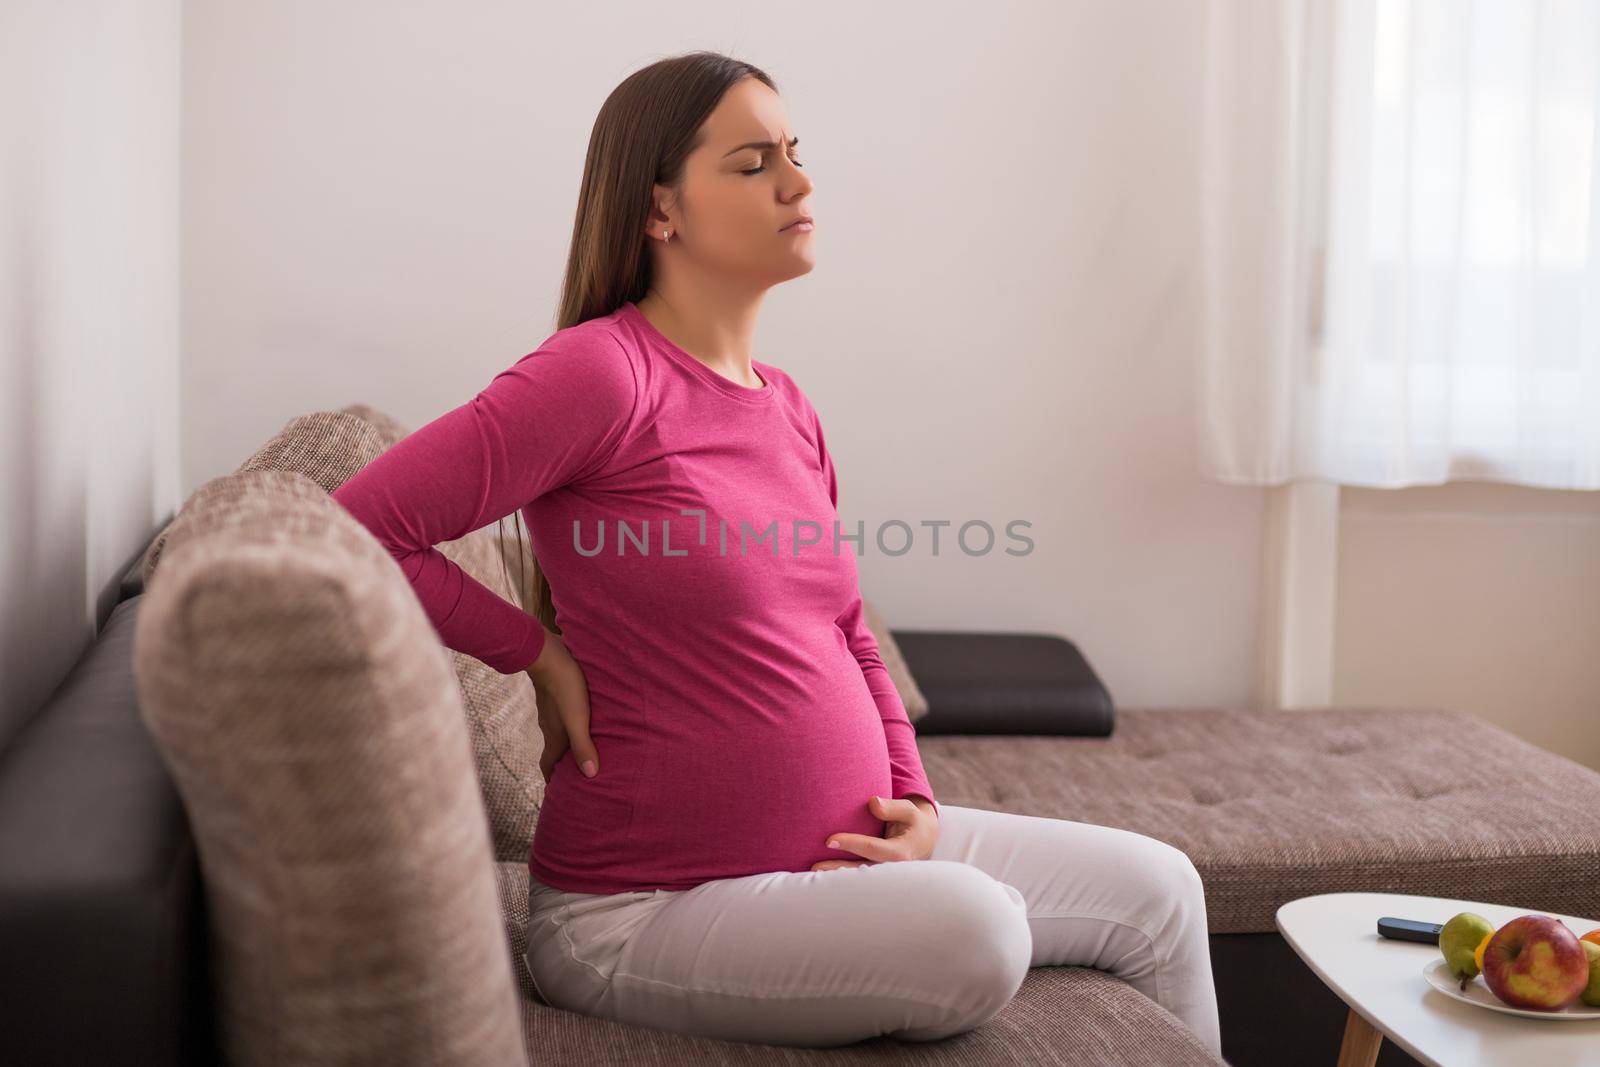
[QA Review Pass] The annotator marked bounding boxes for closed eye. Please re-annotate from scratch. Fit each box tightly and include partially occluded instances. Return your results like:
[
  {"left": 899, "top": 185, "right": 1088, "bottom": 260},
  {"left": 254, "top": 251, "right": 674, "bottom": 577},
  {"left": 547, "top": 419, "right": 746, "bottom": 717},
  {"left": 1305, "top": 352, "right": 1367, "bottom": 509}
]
[{"left": 741, "top": 158, "right": 804, "bottom": 175}]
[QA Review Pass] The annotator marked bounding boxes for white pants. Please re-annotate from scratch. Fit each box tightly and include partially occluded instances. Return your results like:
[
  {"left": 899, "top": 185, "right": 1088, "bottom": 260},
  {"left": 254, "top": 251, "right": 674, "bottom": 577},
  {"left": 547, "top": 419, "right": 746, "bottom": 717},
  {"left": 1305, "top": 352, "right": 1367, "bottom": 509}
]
[{"left": 524, "top": 803, "right": 1222, "bottom": 1054}]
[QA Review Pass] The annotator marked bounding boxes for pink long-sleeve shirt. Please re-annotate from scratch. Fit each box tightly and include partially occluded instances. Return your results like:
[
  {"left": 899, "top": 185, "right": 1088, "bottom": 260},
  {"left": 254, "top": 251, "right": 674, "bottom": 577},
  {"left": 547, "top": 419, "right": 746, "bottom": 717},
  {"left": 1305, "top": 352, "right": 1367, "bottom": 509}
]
[{"left": 330, "top": 299, "right": 937, "bottom": 893}]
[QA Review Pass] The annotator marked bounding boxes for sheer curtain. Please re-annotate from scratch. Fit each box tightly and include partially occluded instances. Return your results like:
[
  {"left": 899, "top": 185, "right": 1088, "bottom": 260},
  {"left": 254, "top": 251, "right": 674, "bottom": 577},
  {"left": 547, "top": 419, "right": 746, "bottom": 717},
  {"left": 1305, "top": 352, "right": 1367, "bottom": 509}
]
[{"left": 1199, "top": 0, "right": 1600, "bottom": 490}]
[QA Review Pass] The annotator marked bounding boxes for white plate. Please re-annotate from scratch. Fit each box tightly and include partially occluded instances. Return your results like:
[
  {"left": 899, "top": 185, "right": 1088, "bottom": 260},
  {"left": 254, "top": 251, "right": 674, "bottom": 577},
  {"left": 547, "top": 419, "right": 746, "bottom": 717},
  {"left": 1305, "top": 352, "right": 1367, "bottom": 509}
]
[{"left": 1423, "top": 958, "right": 1600, "bottom": 1020}]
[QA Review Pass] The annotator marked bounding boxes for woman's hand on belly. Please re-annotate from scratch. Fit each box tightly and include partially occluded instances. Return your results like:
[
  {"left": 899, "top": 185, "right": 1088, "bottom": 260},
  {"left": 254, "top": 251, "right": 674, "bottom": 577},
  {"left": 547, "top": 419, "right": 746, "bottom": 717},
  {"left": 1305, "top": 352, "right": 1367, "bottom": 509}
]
[{"left": 809, "top": 794, "right": 940, "bottom": 871}]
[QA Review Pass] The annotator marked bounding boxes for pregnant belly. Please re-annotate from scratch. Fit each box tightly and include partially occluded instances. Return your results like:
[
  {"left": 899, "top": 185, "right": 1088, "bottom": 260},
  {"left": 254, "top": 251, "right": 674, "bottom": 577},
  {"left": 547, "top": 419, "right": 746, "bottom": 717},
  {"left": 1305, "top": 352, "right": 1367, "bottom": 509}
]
[{"left": 529, "top": 686, "right": 895, "bottom": 893}]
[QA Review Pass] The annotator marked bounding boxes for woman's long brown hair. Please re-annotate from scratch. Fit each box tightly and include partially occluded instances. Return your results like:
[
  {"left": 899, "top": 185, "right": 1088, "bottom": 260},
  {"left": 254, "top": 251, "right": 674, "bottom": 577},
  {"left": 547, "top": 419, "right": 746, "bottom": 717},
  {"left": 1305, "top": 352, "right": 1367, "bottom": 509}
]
[{"left": 497, "top": 50, "right": 777, "bottom": 646}]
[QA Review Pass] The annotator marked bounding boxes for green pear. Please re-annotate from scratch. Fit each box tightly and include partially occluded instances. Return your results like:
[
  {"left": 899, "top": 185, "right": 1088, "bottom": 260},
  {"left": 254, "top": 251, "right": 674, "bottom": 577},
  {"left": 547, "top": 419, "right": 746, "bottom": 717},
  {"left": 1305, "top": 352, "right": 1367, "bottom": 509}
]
[
  {"left": 1440, "top": 912, "right": 1496, "bottom": 982},
  {"left": 1580, "top": 941, "right": 1600, "bottom": 1007}
]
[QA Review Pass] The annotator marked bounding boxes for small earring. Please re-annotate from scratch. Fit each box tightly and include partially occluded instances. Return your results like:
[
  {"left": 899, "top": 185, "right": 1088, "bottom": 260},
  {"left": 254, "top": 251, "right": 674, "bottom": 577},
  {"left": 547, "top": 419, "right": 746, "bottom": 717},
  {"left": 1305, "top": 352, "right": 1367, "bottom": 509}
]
[{"left": 662, "top": 229, "right": 672, "bottom": 241}]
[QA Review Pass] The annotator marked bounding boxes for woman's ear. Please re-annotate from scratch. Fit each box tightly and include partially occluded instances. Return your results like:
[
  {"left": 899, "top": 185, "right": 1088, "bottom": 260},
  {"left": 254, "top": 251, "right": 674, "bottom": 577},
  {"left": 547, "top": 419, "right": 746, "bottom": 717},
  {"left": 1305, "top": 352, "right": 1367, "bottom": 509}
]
[{"left": 647, "top": 183, "right": 677, "bottom": 238}]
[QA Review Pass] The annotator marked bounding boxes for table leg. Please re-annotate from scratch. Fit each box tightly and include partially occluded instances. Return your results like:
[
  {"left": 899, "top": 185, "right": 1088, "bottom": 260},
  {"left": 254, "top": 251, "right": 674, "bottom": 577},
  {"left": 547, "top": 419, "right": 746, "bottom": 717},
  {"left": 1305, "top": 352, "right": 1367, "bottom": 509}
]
[{"left": 1336, "top": 1006, "right": 1383, "bottom": 1067}]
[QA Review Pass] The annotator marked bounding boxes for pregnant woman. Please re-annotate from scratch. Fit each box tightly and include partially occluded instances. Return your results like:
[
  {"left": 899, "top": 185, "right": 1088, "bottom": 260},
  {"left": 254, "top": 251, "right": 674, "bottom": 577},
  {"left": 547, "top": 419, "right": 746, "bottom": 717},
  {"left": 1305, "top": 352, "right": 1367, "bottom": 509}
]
[{"left": 331, "top": 50, "right": 1221, "bottom": 1054}]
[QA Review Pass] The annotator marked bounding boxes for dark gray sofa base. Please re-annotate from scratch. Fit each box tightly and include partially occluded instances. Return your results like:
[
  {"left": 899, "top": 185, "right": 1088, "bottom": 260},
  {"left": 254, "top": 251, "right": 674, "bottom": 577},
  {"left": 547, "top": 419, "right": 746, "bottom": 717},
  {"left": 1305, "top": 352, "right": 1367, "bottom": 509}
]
[
  {"left": 1211, "top": 934, "right": 1421, "bottom": 1067},
  {"left": 0, "top": 595, "right": 218, "bottom": 1067}
]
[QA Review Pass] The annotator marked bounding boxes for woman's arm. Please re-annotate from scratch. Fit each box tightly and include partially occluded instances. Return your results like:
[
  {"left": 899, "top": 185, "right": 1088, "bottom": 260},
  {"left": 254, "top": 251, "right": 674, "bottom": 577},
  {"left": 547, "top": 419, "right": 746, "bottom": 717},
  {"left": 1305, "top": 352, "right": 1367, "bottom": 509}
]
[
  {"left": 807, "top": 398, "right": 940, "bottom": 819},
  {"left": 835, "top": 592, "right": 941, "bottom": 819},
  {"left": 330, "top": 328, "right": 640, "bottom": 674}
]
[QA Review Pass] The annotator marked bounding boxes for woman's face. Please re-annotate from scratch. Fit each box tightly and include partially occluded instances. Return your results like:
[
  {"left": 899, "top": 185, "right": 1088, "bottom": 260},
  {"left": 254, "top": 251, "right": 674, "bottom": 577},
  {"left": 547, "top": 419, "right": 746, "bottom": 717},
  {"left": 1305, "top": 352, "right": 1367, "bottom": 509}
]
[{"left": 654, "top": 77, "right": 816, "bottom": 287}]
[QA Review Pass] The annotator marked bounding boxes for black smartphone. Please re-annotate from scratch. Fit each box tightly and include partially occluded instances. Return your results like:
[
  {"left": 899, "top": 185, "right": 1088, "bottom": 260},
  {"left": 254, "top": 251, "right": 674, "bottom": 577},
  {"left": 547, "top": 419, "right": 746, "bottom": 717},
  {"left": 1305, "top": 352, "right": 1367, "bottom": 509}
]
[{"left": 1377, "top": 917, "right": 1444, "bottom": 945}]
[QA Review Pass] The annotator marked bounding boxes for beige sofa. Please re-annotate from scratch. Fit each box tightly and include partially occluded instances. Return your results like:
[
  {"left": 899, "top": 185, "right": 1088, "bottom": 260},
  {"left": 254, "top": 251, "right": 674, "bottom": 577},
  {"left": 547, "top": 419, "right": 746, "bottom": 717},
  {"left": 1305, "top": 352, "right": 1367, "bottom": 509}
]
[{"left": 113, "top": 403, "right": 1600, "bottom": 1067}]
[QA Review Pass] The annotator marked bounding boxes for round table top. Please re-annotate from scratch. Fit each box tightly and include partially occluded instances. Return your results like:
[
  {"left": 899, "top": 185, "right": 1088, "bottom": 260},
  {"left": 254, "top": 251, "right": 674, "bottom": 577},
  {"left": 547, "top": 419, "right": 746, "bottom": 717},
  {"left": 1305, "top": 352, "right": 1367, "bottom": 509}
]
[{"left": 1276, "top": 892, "right": 1600, "bottom": 1067}]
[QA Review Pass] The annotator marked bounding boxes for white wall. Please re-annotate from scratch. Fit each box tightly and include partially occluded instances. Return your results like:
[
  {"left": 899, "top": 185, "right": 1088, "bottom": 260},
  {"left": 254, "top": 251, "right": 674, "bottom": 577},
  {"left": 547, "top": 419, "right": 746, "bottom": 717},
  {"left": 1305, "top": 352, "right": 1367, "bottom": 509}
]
[
  {"left": 1336, "top": 483, "right": 1600, "bottom": 771},
  {"left": 180, "top": 0, "right": 1264, "bottom": 713},
  {"left": 1, "top": 0, "right": 181, "bottom": 737},
  {"left": 176, "top": 0, "right": 1599, "bottom": 768}
]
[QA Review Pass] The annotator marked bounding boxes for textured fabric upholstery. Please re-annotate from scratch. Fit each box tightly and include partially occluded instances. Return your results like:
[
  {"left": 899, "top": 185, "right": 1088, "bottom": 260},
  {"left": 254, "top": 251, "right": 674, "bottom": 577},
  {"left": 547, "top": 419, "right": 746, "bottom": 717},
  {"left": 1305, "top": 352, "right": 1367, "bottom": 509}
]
[
  {"left": 132, "top": 470, "right": 526, "bottom": 1066},
  {"left": 140, "top": 411, "right": 387, "bottom": 581},
  {"left": 144, "top": 407, "right": 546, "bottom": 864},
  {"left": 918, "top": 706, "right": 1600, "bottom": 933}
]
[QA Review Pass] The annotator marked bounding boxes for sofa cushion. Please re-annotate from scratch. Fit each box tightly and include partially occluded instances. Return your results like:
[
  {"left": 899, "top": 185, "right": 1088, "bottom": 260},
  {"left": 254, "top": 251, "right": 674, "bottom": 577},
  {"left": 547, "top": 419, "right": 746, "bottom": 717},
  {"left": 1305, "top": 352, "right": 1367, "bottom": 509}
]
[
  {"left": 338, "top": 401, "right": 412, "bottom": 446},
  {"left": 133, "top": 469, "right": 525, "bottom": 1066},
  {"left": 895, "top": 632, "right": 1114, "bottom": 736},
  {"left": 861, "top": 598, "right": 929, "bottom": 723},
  {"left": 491, "top": 861, "right": 1225, "bottom": 1065},
  {"left": 142, "top": 407, "right": 546, "bottom": 864},
  {"left": 917, "top": 707, "right": 1600, "bottom": 934},
  {"left": 140, "top": 411, "right": 387, "bottom": 581}
]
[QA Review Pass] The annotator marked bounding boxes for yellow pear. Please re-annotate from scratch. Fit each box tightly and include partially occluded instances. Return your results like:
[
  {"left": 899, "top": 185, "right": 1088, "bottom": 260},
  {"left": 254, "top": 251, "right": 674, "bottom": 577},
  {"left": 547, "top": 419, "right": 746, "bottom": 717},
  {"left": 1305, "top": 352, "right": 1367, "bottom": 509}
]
[{"left": 1440, "top": 912, "right": 1496, "bottom": 982}]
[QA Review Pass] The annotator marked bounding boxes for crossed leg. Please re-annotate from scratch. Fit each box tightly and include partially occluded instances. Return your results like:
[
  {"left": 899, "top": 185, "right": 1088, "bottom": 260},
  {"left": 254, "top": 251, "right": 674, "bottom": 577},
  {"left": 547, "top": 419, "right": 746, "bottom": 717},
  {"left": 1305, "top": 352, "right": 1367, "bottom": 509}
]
[
  {"left": 524, "top": 803, "right": 1220, "bottom": 1054},
  {"left": 930, "top": 803, "right": 1222, "bottom": 1055}
]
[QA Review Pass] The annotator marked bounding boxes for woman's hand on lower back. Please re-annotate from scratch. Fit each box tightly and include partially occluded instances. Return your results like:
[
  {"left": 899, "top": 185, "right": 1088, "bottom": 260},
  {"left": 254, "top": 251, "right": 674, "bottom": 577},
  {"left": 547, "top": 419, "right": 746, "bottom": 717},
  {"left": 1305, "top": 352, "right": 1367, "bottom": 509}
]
[
  {"left": 810, "top": 794, "right": 938, "bottom": 871},
  {"left": 524, "top": 630, "right": 599, "bottom": 785}
]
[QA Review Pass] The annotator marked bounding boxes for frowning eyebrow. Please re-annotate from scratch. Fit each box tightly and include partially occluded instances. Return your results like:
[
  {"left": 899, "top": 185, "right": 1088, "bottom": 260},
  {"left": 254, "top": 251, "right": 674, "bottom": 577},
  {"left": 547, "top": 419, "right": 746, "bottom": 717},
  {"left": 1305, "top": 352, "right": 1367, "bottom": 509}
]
[{"left": 722, "top": 135, "right": 800, "bottom": 158}]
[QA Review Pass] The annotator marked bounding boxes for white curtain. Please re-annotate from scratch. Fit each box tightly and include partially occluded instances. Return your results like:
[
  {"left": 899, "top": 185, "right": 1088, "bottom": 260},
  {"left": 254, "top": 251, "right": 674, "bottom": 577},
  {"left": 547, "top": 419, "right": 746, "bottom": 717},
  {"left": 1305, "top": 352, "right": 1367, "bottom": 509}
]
[{"left": 1199, "top": 0, "right": 1600, "bottom": 490}]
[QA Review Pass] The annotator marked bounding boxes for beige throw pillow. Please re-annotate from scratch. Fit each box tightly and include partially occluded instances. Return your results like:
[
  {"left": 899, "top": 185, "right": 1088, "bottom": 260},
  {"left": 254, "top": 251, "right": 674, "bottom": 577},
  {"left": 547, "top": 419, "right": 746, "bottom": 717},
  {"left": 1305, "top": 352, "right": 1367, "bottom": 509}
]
[
  {"left": 861, "top": 597, "right": 930, "bottom": 722},
  {"left": 144, "top": 408, "right": 545, "bottom": 863}
]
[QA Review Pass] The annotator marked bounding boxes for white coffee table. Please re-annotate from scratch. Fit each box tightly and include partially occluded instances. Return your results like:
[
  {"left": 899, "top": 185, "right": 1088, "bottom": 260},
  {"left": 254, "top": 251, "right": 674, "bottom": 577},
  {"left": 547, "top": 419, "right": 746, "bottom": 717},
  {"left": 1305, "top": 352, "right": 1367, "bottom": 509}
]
[{"left": 1276, "top": 892, "right": 1600, "bottom": 1067}]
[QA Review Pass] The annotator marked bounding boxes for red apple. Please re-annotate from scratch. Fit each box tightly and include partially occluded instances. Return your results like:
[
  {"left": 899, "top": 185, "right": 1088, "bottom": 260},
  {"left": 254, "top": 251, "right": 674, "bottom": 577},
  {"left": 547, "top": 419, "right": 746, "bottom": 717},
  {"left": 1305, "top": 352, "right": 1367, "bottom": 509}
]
[{"left": 1481, "top": 914, "right": 1590, "bottom": 1011}]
